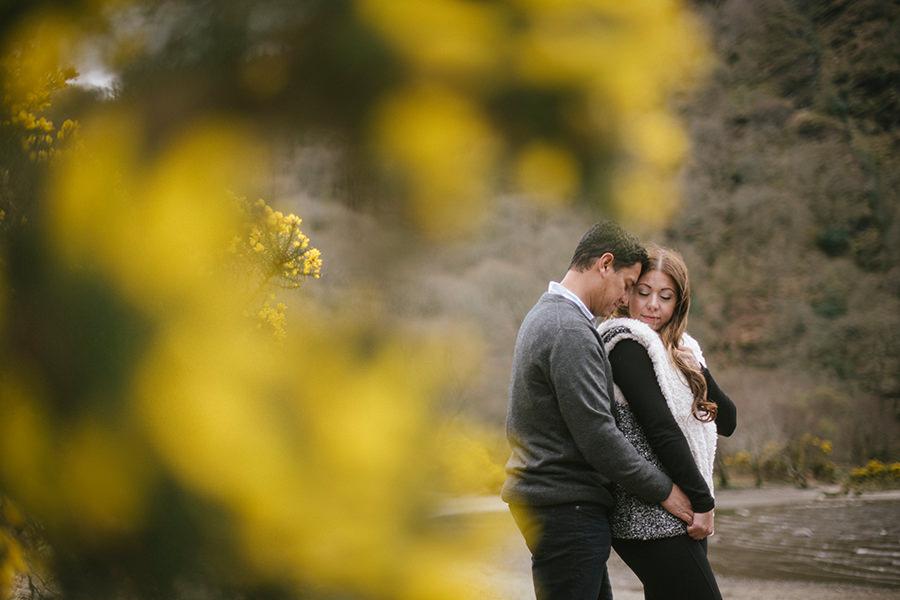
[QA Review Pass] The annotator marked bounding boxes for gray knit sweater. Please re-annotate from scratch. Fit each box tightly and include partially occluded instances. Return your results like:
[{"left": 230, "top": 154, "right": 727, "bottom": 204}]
[{"left": 501, "top": 293, "right": 673, "bottom": 508}]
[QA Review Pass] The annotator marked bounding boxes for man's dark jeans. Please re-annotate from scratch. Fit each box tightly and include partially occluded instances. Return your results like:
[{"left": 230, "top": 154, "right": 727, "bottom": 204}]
[{"left": 509, "top": 502, "right": 614, "bottom": 600}]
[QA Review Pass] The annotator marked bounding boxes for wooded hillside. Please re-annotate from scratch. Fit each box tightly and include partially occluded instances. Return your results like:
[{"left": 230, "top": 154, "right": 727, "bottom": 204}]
[{"left": 672, "top": 0, "right": 899, "bottom": 464}]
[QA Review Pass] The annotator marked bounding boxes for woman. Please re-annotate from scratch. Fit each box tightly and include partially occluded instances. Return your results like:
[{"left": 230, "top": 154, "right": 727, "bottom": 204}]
[{"left": 597, "top": 246, "right": 736, "bottom": 600}]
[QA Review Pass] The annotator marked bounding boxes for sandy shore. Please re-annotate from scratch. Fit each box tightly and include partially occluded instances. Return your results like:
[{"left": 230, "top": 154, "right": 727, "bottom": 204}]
[{"left": 445, "top": 485, "right": 900, "bottom": 600}]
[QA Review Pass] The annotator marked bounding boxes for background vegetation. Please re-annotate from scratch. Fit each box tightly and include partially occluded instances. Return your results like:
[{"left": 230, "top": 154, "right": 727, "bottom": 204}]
[
  {"left": 310, "top": 0, "right": 900, "bottom": 486},
  {"left": 675, "top": 0, "right": 900, "bottom": 482}
]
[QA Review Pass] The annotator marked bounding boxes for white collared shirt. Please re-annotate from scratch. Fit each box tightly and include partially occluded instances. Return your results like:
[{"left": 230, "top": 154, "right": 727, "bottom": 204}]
[{"left": 547, "top": 281, "right": 595, "bottom": 322}]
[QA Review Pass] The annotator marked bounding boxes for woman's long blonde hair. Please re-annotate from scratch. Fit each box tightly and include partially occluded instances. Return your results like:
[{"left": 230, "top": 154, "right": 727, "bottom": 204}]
[{"left": 619, "top": 246, "right": 716, "bottom": 422}]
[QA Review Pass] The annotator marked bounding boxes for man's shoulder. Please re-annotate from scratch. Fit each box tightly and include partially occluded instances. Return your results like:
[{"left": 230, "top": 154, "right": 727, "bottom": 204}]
[
  {"left": 518, "top": 298, "right": 599, "bottom": 361},
  {"left": 524, "top": 295, "right": 593, "bottom": 333},
  {"left": 530, "top": 293, "right": 585, "bottom": 318}
]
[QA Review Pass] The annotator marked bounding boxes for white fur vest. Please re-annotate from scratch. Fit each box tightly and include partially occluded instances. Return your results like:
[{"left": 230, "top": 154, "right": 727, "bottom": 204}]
[{"left": 597, "top": 317, "right": 718, "bottom": 539}]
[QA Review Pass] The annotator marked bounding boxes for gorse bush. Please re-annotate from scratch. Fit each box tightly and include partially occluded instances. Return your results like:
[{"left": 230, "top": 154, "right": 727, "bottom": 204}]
[
  {"left": 719, "top": 434, "right": 835, "bottom": 489},
  {"left": 845, "top": 460, "right": 900, "bottom": 492},
  {"left": 230, "top": 194, "right": 322, "bottom": 339}
]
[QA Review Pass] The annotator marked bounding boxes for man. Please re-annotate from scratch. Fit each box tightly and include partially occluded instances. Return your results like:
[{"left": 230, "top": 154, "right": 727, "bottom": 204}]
[{"left": 501, "top": 221, "right": 693, "bottom": 599}]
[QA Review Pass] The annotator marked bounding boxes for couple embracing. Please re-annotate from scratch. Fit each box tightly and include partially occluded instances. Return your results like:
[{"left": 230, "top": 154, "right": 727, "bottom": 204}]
[{"left": 502, "top": 221, "right": 737, "bottom": 600}]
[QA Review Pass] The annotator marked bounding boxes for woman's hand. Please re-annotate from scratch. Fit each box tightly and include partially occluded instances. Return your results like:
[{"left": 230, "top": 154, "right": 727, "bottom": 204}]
[{"left": 687, "top": 510, "right": 714, "bottom": 540}]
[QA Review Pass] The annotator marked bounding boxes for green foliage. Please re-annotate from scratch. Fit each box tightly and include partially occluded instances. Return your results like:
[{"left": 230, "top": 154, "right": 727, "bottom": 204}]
[
  {"left": 815, "top": 226, "right": 851, "bottom": 256},
  {"left": 809, "top": 295, "right": 847, "bottom": 319}
]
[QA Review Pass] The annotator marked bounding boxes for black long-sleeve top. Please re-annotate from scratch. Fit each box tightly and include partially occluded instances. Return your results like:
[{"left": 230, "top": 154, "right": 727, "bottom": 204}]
[
  {"left": 706, "top": 367, "right": 737, "bottom": 436},
  {"left": 609, "top": 340, "right": 737, "bottom": 513}
]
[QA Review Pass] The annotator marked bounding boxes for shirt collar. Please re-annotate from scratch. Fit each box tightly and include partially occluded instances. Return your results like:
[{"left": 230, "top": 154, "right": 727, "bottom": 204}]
[{"left": 547, "top": 281, "right": 595, "bottom": 321}]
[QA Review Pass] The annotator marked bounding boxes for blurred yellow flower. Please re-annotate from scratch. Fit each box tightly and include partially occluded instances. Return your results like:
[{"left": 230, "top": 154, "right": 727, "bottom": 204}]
[
  {"left": 48, "top": 111, "right": 258, "bottom": 315},
  {"left": 611, "top": 165, "right": 681, "bottom": 228},
  {"left": 625, "top": 110, "right": 689, "bottom": 170},
  {"left": 513, "top": 141, "right": 580, "bottom": 206},
  {"left": 0, "top": 370, "right": 57, "bottom": 520},
  {"left": 59, "top": 418, "right": 153, "bottom": 535},
  {"left": 371, "top": 82, "right": 498, "bottom": 235},
  {"left": 357, "top": 0, "right": 503, "bottom": 83}
]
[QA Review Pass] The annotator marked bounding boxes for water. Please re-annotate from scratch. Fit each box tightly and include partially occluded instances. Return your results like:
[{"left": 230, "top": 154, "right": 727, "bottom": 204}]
[{"left": 709, "top": 498, "right": 900, "bottom": 588}]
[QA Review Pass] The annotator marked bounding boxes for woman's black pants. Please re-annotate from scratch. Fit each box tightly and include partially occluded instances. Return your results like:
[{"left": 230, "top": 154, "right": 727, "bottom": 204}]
[{"left": 612, "top": 535, "right": 723, "bottom": 600}]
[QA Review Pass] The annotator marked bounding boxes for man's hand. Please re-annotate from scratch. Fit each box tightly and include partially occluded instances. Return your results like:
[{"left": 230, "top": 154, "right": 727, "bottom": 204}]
[
  {"left": 687, "top": 510, "right": 714, "bottom": 540},
  {"left": 661, "top": 483, "right": 693, "bottom": 524},
  {"left": 676, "top": 346, "right": 701, "bottom": 370}
]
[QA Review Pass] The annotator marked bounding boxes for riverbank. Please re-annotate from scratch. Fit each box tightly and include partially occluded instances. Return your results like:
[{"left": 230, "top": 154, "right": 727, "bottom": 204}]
[
  {"left": 446, "top": 485, "right": 900, "bottom": 599},
  {"left": 438, "top": 483, "right": 900, "bottom": 516}
]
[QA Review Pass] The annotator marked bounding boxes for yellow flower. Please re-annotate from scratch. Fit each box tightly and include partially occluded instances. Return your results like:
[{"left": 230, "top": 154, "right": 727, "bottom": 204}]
[
  {"left": 513, "top": 141, "right": 580, "bottom": 206},
  {"left": 371, "top": 82, "right": 498, "bottom": 235},
  {"left": 358, "top": 0, "right": 503, "bottom": 81}
]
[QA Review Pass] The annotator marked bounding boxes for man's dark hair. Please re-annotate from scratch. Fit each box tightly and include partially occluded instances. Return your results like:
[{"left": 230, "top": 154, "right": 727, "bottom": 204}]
[{"left": 567, "top": 220, "right": 647, "bottom": 272}]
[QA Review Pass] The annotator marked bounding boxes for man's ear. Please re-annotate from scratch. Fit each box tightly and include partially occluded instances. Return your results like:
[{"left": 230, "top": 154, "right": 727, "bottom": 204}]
[{"left": 598, "top": 252, "right": 615, "bottom": 273}]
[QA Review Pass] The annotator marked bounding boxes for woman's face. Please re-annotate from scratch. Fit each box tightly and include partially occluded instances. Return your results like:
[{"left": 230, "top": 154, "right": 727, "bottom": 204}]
[{"left": 628, "top": 269, "right": 678, "bottom": 332}]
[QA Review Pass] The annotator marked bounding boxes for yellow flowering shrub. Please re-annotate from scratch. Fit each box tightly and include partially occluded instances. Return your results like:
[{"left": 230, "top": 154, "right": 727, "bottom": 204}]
[
  {"left": 722, "top": 451, "right": 752, "bottom": 470},
  {"left": 0, "top": 33, "right": 79, "bottom": 162},
  {"left": 229, "top": 194, "right": 323, "bottom": 338},
  {"left": 0, "top": 108, "right": 490, "bottom": 598},
  {"left": 846, "top": 459, "right": 900, "bottom": 491},
  {"left": 435, "top": 420, "right": 509, "bottom": 495},
  {"left": 0, "top": 60, "right": 78, "bottom": 161},
  {"left": 235, "top": 196, "right": 322, "bottom": 284},
  {"left": 0, "top": 18, "right": 79, "bottom": 240}
]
